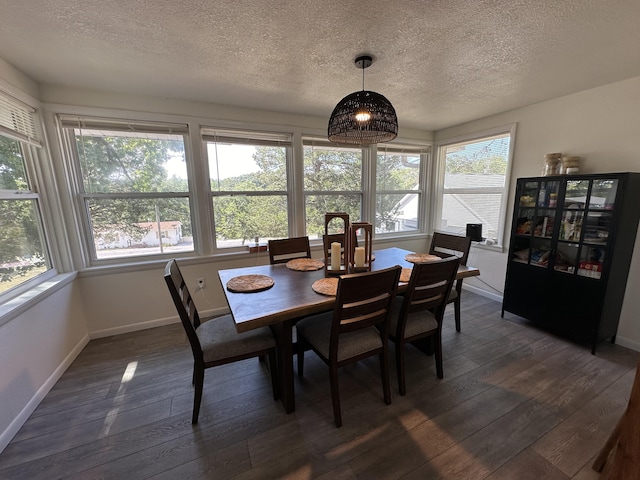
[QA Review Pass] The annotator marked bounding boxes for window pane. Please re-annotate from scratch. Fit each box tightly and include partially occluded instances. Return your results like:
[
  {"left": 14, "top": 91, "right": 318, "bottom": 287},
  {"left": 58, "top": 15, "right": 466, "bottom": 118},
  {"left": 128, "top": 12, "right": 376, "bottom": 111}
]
[
  {"left": 88, "top": 197, "right": 193, "bottom": 259},
  {"left": 75, "top": 130, "right": 187, "bottom": 193},
  {"left": 443, "top": 134, "right": 509, "bottom": 188},
  {"left": 213, "top": 195, "right": 288, "bottom": 247},
  {"left": 305, "top": 194, "right": 362, "bottom": 240},
  {"left": 0, "top": 199, "right": 49, "bottom": 293},
  {"left": 303, "top": 145, "right": 362, "bottom": 192},
  {"left": 376, "top": 151, "right": 420, "bottom": 190},
  {"left": 376, "top": 193, "right": 419, "bottom": 233},
  {"left": 209, "top": 143, "right": 287, "bottom": 191},
  {"left": 0, "top": 136, "right": 28, "bottom": 190},
  {"left": 439, "top": 131, "right": 511, "bottom": 244},
  {"left": 440, "top": 193, "right": 502, "bottom": 240}
]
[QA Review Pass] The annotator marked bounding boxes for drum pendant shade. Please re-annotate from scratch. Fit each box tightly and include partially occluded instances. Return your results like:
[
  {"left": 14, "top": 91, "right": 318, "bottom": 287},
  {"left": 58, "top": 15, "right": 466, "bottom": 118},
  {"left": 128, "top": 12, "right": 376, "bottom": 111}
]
[{"left": 328, "top": 55, "right": 398, "bottom": 145}]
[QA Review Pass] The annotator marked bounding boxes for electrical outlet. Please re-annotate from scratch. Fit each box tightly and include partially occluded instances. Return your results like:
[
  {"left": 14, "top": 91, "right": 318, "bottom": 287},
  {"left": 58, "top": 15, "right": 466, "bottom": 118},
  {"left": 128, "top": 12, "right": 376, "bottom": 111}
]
[{"left": 196, "top": 277, "right": 205, "bottom": 289}]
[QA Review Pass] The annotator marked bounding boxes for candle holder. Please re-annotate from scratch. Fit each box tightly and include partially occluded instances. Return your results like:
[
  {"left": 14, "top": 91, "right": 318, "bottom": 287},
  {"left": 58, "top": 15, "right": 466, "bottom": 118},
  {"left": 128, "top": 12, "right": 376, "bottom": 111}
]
[
  {"left": 349, "top": 222, "right": 373, "bottom": 273},
  {"left": 323, "top": 212, "right": 350, "bottom": 276}
]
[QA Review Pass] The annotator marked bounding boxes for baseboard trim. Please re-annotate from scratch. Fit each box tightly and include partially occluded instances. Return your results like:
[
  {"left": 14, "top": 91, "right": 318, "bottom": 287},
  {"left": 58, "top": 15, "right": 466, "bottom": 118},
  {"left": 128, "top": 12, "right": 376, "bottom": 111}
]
[{"left": 88, "top": 307, "right": 230, "bottom": 339}]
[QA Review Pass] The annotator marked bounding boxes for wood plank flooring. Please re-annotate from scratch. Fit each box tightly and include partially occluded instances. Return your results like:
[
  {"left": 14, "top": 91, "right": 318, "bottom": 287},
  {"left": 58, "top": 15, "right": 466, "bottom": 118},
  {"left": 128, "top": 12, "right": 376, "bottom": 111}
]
[{"left": 1, "top": 292, "right": 637, "bottom": 479}]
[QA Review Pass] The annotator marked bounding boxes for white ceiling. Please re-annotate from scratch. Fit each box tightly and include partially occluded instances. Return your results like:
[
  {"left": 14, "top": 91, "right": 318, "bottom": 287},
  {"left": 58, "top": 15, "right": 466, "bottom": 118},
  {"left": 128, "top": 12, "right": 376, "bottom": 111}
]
[{"left": 2, "top": 0, "right": 640, "bottom": 131}]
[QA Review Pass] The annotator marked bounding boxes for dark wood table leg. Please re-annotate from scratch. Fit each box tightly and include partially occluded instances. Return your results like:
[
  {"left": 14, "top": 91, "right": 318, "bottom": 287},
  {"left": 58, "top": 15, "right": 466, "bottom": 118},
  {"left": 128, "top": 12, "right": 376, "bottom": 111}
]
[{"left": 270, "top": 320, "right": 295, "bottom": 413}]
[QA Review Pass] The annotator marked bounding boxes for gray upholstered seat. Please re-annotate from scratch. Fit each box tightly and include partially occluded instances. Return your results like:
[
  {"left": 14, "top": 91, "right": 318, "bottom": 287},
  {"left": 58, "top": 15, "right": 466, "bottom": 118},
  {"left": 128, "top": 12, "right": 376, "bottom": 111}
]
[{"left": 197, "top": 314, "right": 276, "bottom": 363}]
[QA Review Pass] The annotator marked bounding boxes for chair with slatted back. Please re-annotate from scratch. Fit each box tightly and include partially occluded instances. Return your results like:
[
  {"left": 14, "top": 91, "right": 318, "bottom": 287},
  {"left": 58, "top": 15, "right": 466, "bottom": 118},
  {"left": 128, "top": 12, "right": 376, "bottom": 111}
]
[
  {"left": 429, "top": 231, "right": 472, "bottom": 332},
  {"left": 296, "top": 265, "right": 402, "bottom": 427},
  {"left": 164, "top": 259, "right": 279, "bottom": 423},
  {"left": 268, "top": 236, "right": 312, "bottom": 264},
  {"left": 390, "top": 256, "right": 459, "bottom": 395}
]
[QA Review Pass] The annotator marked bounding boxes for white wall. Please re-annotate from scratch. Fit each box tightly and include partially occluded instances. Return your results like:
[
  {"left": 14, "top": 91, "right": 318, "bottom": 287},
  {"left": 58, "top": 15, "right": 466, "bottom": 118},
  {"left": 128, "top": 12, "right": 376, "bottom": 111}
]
[{"left": 437, "top": 75, "right": 640, "bottom": 351}]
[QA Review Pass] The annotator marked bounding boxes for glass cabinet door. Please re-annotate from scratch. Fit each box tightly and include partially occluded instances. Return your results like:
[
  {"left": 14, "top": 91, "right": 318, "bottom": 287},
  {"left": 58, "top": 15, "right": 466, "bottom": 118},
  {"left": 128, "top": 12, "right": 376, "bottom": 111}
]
[
  {"left": 513, "top": 180, "right": 559, "bottom": 267},
  {"left": 576, "top": 178, "right": 618, "bottom": 278}
]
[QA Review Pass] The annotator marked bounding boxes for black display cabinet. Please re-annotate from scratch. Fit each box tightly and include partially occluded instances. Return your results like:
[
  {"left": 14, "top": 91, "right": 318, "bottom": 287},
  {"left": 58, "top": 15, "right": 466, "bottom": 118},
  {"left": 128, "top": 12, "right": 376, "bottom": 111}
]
[{"left": 502, "top": 172, "right": 640, "bottom": 353}]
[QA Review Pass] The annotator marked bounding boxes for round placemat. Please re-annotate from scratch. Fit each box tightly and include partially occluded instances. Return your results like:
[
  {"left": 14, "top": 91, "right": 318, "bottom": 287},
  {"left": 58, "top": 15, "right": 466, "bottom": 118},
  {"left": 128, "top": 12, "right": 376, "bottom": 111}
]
[
  {"left": 400, "top": 267, "right": 413, "bottom": 283},
  {"left": 286, "top": 258, "right": 325, "bottom": 271},
  {"left": 312, "top": 277, "right": 338, "bottom": 296},
  {"left": 226, "top": 274, "right": 275, "bottom": 293},
  {"left": 404, "top": 253, "right": 441, "bottom": 263}
]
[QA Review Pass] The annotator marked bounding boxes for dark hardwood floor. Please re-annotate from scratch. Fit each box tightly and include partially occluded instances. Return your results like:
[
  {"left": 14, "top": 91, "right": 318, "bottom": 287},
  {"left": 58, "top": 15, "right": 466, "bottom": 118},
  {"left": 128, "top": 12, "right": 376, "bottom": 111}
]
[{"left": 1, "top": 292, "right": 637, "bottom": 479}]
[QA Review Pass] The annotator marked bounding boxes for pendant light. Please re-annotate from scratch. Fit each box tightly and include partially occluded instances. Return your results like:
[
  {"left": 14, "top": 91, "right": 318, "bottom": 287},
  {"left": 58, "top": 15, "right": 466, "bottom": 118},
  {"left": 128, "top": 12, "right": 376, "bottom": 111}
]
[{"left": 327, "top": 55, "right": 398, "bottom": 145}]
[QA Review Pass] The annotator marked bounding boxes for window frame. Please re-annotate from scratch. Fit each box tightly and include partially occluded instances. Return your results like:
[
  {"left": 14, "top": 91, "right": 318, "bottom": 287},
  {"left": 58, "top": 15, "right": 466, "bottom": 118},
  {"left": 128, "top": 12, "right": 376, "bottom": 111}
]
[
  {"left": 302, "top": 137, "right": 366, "bottom": 240},
  {"left": 373, "top": 144, "right": 430, "bottom": 236},
  {"left": 58, "top": 116, "right": 194, "bottom": 266},
  {"left": 0, "top": 91, "right": 57, "bottom": 302},
  {"left": 202, "top": 127, "right": 293, "bottom": 252},
  {"left": 433, "top": 124, "right": 516, "bottom": 248}
]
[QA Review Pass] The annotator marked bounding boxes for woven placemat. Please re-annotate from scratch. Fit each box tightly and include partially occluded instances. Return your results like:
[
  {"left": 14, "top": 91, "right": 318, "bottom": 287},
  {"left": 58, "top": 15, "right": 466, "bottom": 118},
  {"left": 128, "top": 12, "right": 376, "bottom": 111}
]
[
  {"left": 226, "top": 274, "right": 275, "bottom": 293},
  {"left": 400, "top": 267, "right": 413, "bottom": 283},
  {"left": 312, "top": 277, "right": 338, "bottom": 296},
  {"left": 286, "top": 258, "right": 324, "bottom": 271},
  {"left": 404, "top": 253, "right": 441, "bottom": 263}
]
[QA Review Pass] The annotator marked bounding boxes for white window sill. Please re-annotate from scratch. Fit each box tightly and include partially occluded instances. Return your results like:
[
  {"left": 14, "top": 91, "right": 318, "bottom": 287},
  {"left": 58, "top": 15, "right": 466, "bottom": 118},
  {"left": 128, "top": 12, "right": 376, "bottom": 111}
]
[
  {"left": 471, "top": 239, "right": 504, "bottom": 253},
  {"left": 0, "top": 272, "right": 77, "bottom": 328}
]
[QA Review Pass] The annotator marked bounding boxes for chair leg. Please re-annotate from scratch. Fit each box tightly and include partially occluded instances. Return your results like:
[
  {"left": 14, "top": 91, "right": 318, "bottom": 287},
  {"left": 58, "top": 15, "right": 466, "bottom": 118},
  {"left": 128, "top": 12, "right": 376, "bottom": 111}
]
[
  {"left": 297, "top": 339, "right": 306, "bottom": 378},
  {"left": 192, "top": 365, "right": 204, "bottom": 424},
  {"left": 454, "top": 296, "right": 461, "bottom": 332},
  {"left": 329, "top": 365, "right": 342, "bottom": 428},
  {"left": 267, "top": 348, "right": 280, "bottom": 401},
  {"left": 380, "top": 350, "right": 392, "bottom": 405},
  {"left": 434, "top": 332, "right": 444, "bottom": 379},
  {"left": 395, "top": 341, "right": 407, "bottom": 396}
]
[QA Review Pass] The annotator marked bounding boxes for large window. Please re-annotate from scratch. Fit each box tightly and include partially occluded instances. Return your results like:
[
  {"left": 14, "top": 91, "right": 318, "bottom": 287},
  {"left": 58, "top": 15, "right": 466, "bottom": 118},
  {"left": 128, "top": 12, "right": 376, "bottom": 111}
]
[
  {"left": 435, "top": 126, "right": 514, "bottom": 245},
  {"left": 375, "top": 145, "right": 427, "bottom": 234},
  {"left": 204, "top": 129, "right": 291, "bottom": 248},
  {"left": 60, "top": 117, "right": 192, "bottom": 261},
  {"left": 1, "top": 94, "right": 52, "bottom": 295},
  {"left": 303, "top": 139, "right": 363, "bottom": 238}
]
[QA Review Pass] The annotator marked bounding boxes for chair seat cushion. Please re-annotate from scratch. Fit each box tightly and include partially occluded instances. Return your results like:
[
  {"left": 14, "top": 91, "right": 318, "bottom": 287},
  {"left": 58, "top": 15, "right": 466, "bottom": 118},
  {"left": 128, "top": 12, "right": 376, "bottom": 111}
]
[
  {"left": 197, "top": 314, "right": 275, "bottom": 363},
  {"left": 296, "top": 312, "right": 383, "bottom": 362},
  {"left": 389, "top": 296, "right": 438, "bottom": 339}
]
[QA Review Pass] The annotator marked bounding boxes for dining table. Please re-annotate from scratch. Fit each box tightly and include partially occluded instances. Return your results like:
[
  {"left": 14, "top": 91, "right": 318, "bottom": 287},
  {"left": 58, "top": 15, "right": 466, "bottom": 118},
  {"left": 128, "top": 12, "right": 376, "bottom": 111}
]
[{"left": 218, "top": 246, "right": 480, "bottom": 413}]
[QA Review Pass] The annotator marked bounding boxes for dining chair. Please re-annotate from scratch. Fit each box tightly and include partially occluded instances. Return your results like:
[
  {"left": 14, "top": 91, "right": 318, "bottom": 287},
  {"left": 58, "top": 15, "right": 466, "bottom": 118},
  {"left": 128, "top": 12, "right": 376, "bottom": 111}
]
[
  {"left": 428, "top": 231, "right": 472, "bottom": 332},
  {"left": 389, "top": 256, "right": 459, "bottom": 395},
  {"left": 164, "top": 259, "right": 279, "bottom": 423},
  {"left": 296, "top": 265, "right": 402, "bottom": 427},
  {"left": 268, "top": 236, "right": 312, "bottom": 264}
]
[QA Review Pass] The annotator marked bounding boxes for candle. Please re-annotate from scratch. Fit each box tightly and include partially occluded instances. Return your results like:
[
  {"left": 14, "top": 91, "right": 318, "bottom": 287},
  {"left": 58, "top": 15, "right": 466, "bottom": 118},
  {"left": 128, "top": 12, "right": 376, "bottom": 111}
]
[
  {"left": 354, "top": 246, "right": 365, "bottom": 268},
  {"left": 331, "top": 242, "right": 341, "bottom": 270}
]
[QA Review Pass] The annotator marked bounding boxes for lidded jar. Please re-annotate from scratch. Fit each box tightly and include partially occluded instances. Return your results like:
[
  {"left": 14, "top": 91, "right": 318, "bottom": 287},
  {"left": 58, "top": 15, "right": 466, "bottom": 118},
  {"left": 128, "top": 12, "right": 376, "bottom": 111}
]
[
  {"left": 542, "top": 153, "right": 562, "bottom": 176},
  {"left": 560, "top": 156, "right": 580, "bottom": 174}
]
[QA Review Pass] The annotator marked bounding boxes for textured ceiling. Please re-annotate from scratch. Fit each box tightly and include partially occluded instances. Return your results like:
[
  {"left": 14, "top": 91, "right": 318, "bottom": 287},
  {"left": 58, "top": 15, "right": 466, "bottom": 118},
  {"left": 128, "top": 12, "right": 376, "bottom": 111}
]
[{"left": 2, "top": 0, "right": 640, "bottom": 131}]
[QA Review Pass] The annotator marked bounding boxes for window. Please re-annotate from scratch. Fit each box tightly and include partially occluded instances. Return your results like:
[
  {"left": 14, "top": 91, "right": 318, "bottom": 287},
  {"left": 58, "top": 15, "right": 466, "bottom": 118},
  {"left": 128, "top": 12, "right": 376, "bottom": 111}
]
[
  {"left": 375, "top": 145, "right": 428, "bottom": 234},
  {"left": 1, "top": 93, "right": 52, "bottom": 295},
  {"left": 303, "top": 139, "right": 363, "bottom": 238},
  {"left": 203, "top": 128, "right": 292, "bottom": 248},
  {"left": 60, "top": 117, "right": 192, "bottom": 261},
  {"left": 435, "top": 125, "right": 515, "bottom": 245}
]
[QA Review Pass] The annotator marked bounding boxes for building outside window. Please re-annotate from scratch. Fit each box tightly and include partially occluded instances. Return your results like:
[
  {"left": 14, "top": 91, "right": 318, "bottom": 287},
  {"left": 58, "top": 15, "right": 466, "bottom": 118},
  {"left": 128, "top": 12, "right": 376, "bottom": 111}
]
[
  {"left": 60, "top": 117, "right": 192, "bottom": 261},
  {"left": 434, "top": 126, "right": 515, "bottom": 245},
  {"left": 204, "top": 128, "right": 291, "bottom": 248},
  {"left": 375, "top": 145, "right": 427, "bottom": 234},
  {"left": 0, "top": 93, "right": 52, "bottom": 296}
]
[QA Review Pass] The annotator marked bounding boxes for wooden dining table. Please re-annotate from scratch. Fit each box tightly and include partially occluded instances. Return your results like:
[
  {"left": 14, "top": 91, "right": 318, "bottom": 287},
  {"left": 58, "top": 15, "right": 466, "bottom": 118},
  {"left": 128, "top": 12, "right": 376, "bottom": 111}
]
[{"left": 218, "top": 246, "right": 480, "bottom": 413}]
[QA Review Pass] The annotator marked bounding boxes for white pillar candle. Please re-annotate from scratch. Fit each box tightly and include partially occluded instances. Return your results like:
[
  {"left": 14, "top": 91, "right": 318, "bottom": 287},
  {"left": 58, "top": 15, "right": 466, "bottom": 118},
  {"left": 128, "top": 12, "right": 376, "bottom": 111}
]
[
  {"left": 331, "top": 242, "right": 341, "bottom": 270},
  {"left": 354, "top": 246, "right": 365, "bottom": 267}
]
